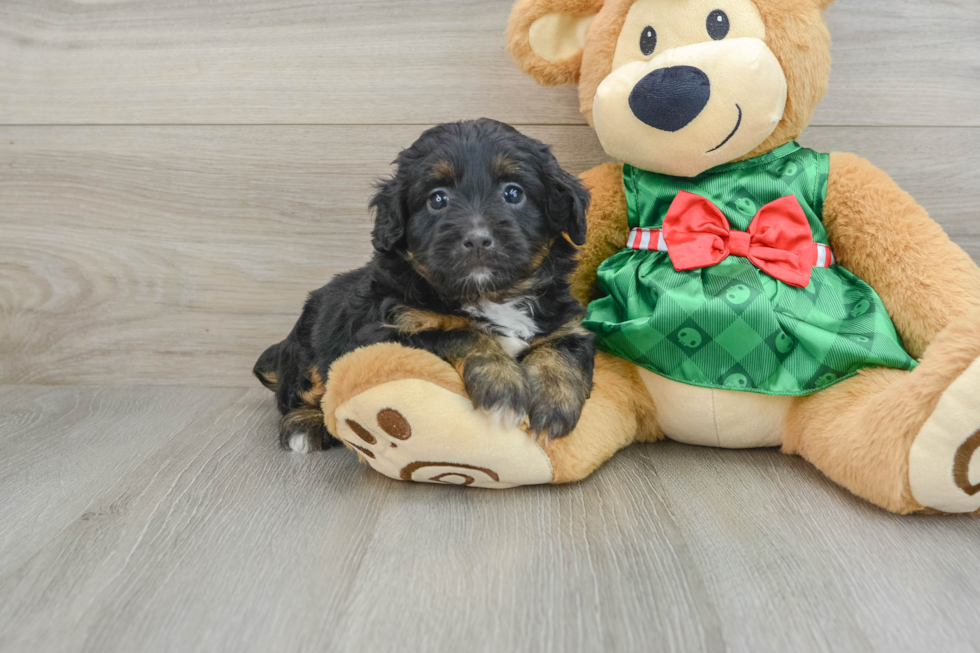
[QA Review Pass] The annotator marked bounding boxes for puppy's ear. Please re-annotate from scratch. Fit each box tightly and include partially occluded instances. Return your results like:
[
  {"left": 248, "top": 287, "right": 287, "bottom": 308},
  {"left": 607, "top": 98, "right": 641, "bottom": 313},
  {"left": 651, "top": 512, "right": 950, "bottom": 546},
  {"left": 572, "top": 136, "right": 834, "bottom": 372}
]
[
  {"left": 544, "top": 160, "right": 590, "bottom": 246},
  {"left": 369, "top": 176, "right": 407, "bottom": 252}
]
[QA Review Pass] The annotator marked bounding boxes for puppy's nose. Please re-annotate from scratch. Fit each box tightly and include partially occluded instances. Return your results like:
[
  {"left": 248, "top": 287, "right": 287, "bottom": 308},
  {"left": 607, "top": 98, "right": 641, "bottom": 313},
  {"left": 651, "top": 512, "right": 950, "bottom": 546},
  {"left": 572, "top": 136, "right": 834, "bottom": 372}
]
[
  {"left": 629, "top": 65, "right": 711, "bottom": 132},
  {"left": 462, "top": 229, "right": 494, "bottom": 252}
]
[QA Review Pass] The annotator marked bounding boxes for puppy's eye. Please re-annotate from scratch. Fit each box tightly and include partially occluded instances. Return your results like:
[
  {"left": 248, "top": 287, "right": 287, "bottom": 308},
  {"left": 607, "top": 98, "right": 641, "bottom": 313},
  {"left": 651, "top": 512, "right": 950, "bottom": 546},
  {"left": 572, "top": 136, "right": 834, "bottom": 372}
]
[
  {"left": 428, "top": 190, "right": 449, "bottom": 211},
  {"left": 707, "top": 10, "right": 730, "bottom": 40},
  {"left": 640, "top": 26, "right": 657, "bottom": 56},
  {"left": 503, "top": 184, "right": 525, "bottom": 205}
]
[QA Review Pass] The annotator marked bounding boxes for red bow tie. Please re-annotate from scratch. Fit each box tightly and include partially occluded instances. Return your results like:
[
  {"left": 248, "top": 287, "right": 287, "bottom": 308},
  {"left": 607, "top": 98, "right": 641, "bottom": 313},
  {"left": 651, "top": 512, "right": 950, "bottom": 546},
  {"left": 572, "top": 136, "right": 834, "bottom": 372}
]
[{"left": 627, "top": 191, "right": 835, "bottom": 288}]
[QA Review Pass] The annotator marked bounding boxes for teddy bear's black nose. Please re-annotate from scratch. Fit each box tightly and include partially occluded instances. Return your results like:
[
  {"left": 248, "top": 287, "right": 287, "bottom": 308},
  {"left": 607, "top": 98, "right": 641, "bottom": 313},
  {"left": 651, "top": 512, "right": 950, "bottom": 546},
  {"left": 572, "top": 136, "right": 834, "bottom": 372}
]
[{"left": 629, "top": 66, "right": 711, "bottom": 132}]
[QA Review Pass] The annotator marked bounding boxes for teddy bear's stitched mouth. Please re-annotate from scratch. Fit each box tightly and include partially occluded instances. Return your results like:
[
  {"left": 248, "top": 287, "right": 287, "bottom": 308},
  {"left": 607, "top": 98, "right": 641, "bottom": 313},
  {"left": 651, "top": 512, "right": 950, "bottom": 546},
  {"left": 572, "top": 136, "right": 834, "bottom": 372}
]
[{"left": 707, "top": 104, "right": 743, "bottom": 154}]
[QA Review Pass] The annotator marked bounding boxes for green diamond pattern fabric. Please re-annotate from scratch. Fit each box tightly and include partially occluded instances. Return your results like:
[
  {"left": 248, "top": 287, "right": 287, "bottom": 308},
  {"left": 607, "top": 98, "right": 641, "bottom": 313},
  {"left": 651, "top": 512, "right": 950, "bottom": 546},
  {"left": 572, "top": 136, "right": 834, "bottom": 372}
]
[{"left": 583, "top": 142, "right": 918, "bottom": 396}]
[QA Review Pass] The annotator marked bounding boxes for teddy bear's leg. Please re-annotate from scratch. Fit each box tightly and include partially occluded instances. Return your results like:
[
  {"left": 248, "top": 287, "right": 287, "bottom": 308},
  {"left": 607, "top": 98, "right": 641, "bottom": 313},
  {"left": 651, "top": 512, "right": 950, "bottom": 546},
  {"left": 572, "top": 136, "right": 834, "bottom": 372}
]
[
  {"left": 783, "top": 308, "right": 980, "bottom": 514},
  {"left": 539, "top": 353, "right": 661, "bottom": 483},
  {"left": 322, "top": 343, "right": 656, "bottom": 487}
]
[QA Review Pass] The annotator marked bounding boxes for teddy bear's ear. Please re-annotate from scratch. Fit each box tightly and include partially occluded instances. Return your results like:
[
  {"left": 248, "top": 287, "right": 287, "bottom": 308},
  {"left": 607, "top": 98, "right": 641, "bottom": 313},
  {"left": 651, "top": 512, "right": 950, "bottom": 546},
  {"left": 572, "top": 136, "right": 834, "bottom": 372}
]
[{"left": 506, "top": 0, "right": 606, "bottom": 86}]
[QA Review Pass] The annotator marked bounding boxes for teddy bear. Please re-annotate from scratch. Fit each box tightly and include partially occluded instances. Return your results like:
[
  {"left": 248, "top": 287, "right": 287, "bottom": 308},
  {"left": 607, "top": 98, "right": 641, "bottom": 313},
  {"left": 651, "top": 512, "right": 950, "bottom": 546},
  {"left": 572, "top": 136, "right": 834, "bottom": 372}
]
[{"left": 317, "top": 0, "right": 980, "bottom": 514}]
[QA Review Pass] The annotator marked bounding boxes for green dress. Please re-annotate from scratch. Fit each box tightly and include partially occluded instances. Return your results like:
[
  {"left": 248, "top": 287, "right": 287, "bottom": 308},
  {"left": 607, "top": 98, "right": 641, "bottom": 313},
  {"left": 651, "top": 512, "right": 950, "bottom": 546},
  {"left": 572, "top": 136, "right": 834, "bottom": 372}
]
[{"left": 583, "top": 142, "right": 917, "bottom": 396}]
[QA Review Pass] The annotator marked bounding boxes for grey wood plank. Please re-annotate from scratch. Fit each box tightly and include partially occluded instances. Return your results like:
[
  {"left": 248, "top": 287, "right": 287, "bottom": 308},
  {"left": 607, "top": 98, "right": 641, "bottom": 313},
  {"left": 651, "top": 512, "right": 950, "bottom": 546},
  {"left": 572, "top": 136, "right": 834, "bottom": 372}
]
[
  {"left": 332, "top": 445, "right": 980, "bottom": 653},
  {"left": 0, "top": 0, "right": 976, "bottom": 127},
  {"left": 2, "top": 386, "right": 979, "bottom": 653},
  {"left": 817, "top": 0, "right": 980, "bottom": 128},
  {"left": 0, "top": 386, "right": 394, "bottom": 653},
  {"left": 328, "top": 458, "right": 727, "bottom": 653},
  {"left": 644, "top": 443, "right": 980, "bottom": 653},
  {"left": 1, "top": 125, "right": 977, "bottom": 387},
  {"left": 0, "top": 385, "right": 229, "bottom": 572}
]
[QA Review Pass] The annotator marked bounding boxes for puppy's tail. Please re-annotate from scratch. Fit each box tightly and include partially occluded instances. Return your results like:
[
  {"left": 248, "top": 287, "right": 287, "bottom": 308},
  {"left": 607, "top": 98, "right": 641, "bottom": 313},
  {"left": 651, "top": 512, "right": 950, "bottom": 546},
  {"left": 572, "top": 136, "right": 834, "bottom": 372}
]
[
  {"left": 254, "top": 339, "right": 337, "bottom": 452},
  {"left": 253, "top": 342, "right": 283, "bottom": 391}
]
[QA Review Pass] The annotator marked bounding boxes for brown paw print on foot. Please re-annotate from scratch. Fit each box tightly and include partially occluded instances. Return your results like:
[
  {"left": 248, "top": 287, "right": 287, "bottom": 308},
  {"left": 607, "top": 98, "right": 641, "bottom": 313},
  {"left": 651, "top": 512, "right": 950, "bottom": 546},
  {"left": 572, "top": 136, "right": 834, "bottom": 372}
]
[
  {"left": 333, "top": 379, "right": 553, "bottom": 488},
  {"left": 340, "top": 408, "right": 502, "bottom": 486},
  {"left": 343, "top": 408, "right": 411, "bottom": 455},
  {"left": 954, "top": 430, "right": 980, "bottom": 497},
  {"left": 909, "top": 358, "right": 980, "bottom": 513},
  {"left": 400, "top": 461, "right": 500, "bottom": 486}
]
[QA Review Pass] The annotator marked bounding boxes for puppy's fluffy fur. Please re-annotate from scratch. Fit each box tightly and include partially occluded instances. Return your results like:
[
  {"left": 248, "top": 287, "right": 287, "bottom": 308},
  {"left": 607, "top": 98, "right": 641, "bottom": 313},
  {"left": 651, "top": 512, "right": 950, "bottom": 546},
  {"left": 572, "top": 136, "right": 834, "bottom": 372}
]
[{"left": 254, "top": 119, "right": 595, "bottom": 451}]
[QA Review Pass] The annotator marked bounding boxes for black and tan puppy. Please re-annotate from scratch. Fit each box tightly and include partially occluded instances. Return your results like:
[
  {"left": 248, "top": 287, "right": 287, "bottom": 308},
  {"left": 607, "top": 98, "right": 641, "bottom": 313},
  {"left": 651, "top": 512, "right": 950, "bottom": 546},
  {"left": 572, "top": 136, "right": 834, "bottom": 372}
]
[{"left": 254, "top": 119, "right": 595, "bottom": 452}]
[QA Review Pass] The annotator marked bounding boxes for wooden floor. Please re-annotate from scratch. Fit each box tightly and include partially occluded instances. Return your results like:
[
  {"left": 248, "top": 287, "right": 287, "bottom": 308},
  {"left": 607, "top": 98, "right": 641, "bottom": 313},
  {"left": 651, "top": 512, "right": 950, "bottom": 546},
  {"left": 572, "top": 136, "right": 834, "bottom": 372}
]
[
  {"left": 2, "top": 1, "right": 979, "bottom": 651},
  {"left": 2, "top": 385, "right": 980, "bottom": 653}
]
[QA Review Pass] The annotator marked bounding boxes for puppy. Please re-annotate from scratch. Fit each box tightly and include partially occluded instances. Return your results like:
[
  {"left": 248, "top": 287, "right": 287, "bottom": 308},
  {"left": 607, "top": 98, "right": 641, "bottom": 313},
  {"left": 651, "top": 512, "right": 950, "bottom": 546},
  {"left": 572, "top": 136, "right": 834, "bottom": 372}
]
[{"left": 254, "top": 118, "right": 595, "bottom": 452}]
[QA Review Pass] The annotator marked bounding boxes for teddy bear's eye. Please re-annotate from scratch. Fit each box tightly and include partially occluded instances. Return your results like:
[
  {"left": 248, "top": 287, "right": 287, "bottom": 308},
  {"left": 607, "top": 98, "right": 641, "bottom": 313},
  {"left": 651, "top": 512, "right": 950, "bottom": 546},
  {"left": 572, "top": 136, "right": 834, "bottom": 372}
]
[
  {"left": 639, "top": 26, "right": 657, "bottom": 56},
  {"left": 707, "top": 10, "right": 730, "bottom": 40}
]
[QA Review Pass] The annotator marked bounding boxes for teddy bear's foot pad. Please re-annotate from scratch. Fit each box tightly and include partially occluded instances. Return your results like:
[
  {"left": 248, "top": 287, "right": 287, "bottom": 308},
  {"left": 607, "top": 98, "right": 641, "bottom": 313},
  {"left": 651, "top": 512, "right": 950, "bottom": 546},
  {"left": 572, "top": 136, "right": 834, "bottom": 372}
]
[
  {"left": 909, "top": 358, "right": 980, "bottom": 513},
  {"left": 333, "top": 379, "right": 554, "bottom": 489}
]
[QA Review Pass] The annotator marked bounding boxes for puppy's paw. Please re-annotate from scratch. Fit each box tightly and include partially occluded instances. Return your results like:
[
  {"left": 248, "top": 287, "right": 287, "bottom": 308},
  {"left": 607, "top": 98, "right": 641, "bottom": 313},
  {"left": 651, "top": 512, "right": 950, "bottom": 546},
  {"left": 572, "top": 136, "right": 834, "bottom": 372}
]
[
  {"left": 279, "top": 407, "right": 337, "bottom": 453},
  {"left": 461, "top": 358, "right": 529, "bottom": 425},
  {"left": 485, "top": 406, "right": 529, "bottom": 431},
  {"left": 524, "top": 357, "right": 591, "bottom": 440},
  {"left": 284, "top": 431, "right": 317, "bottom": 454},
  {"left": 526, "top": 393, "right": 585, "bottom": 440}
]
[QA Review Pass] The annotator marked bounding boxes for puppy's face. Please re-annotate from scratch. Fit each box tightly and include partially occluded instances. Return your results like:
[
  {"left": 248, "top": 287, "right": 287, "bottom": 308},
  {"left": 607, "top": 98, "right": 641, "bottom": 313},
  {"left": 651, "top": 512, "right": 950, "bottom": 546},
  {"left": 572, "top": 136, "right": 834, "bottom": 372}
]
[{"left": 370, "top": 119, "right": 589, "bottom": 302}]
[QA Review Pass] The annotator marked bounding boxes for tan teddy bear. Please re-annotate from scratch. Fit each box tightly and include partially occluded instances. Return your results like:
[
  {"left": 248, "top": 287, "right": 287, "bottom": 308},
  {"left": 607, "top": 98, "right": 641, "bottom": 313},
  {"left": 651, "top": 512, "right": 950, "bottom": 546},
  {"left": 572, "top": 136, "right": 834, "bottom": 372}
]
[{"left": 319, "top": 0, "right": 980, "bottom": 514}]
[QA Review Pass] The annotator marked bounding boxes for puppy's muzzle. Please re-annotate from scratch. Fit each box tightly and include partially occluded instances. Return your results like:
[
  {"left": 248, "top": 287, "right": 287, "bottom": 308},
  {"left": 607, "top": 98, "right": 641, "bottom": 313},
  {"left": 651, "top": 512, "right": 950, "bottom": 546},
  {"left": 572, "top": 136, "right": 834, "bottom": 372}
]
[{"left": 462, "top": 228, "right": 494, "bottom": 253}]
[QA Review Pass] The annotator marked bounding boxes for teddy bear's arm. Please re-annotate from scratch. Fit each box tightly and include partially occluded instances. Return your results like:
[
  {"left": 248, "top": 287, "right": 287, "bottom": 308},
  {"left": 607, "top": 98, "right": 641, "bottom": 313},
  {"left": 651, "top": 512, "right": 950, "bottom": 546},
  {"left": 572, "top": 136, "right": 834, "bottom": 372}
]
[
  {"left": 824, "top": 152, "right": 980, "bottom": 358},
  {"left": 569, "top": 162, "right": 629, "bottom": 305}
]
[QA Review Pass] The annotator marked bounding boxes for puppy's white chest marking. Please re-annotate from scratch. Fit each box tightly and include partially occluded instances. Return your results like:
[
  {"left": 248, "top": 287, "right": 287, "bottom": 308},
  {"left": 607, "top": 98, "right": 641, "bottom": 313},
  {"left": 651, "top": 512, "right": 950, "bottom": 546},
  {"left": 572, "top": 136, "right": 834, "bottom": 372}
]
[{"left": 465, "top": 298, "right": 539, "bottom": 358}]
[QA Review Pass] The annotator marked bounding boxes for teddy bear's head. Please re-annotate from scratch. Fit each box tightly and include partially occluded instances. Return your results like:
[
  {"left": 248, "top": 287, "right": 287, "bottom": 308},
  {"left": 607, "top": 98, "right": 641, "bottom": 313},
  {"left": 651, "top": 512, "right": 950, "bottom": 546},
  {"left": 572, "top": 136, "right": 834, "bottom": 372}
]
[{"left": 507, "top": 0, "right": 834, "bottom": 177}]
